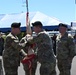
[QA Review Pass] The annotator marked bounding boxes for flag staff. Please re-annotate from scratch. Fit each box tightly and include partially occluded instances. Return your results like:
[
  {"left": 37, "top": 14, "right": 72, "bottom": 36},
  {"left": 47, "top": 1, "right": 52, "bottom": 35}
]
[
  {"left": 26, "top": 0, "right": 32, "bottom": 35},
  {"left": 26, "top": 0, "right": 32, "bottom": 75}
]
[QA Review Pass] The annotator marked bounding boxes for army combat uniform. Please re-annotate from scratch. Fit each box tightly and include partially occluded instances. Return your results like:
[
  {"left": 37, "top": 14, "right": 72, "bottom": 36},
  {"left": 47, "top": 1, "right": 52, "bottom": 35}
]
[
  {"left": 29, "top": 31, "right": 56, "bottom": 75},
  {"left": 0, "top": 57, "right": 3, "bottom": 75},
  {"left": 2, "top": 33, "right": 26, "bottom": 75},
  {"left": 56, "top": 32, "right": 75, "bottom": 75},
  {"left": 0, "top": 36, "right": 4, "bottom": 75}
]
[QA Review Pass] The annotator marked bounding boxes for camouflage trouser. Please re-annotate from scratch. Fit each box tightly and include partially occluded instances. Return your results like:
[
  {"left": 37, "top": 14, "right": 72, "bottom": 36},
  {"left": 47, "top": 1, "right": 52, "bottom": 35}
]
[
  {"left": 23, "top": 59, "right": 37, "bottom": 75},
  {"left": 0, "top": 59, "right": 3, "bottom": 75},
  {"left": 4, "top": 67, "right": 18, "bottom": 75},
  {"left": 3, "top": 57, "right": 19, "bottom": 75},
  {"left": 40, "top": 62, "right": 56, "bottom": 75},
  {"left": 57, "top": 58, "right": 72, "bottom": 75}
]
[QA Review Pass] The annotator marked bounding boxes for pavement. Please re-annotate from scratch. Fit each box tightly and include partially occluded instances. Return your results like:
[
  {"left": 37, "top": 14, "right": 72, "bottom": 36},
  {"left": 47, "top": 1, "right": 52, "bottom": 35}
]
[
  {"left": 18, "top": 56, "right": 76, "bottom": 75},
  {"left": 1, "top": 56, "right": 76, "bottom": 75}
]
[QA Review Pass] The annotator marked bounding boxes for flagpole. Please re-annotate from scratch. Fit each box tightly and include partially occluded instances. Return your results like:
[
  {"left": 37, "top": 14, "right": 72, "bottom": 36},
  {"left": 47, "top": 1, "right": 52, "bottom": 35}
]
[
  {"left": 26, "top": 0, "right": 29, "bottom": 26},
  {"left": 26, "top": 0, "right": 29, "bottom": 13},
  {"left": 26, "top": 0, "right": 32, "bottom": 75},
  {"left": 26, "top": 0, "right": 32, "bottom": 35}
]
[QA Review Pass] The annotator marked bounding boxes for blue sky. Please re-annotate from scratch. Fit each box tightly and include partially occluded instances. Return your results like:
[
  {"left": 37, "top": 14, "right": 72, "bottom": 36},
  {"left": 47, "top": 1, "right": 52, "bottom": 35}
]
[{"left": 0, "top": 0, "right": 75, "bottom": 25}]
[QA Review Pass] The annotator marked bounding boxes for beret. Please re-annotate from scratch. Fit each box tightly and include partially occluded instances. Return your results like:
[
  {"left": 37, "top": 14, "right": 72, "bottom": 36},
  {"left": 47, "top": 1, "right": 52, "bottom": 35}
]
[
  {"left": 59, "top": 23, "right": 67, "bottom": 28},
  {"left": 11, "top": 22, "right": 21, "bottom": 28},
  {"left": 32, "top": 21, "right": 43, "bottom": 27}
]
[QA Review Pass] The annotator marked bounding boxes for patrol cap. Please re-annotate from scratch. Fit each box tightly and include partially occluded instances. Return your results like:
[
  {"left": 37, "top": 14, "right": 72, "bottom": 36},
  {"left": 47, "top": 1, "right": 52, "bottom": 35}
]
[
  {"left": 32, "top": 21, "right": 43, "bottom": 27},
  {"left": 59, "top": 23, "right": 67, "bottom": 28},
  {"left": 11, "top": 22, "right": 21, "bottom": 28}
]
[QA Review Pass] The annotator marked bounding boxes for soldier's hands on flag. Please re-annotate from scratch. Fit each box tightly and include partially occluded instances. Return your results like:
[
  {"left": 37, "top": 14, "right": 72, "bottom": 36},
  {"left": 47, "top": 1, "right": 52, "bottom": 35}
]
[{"left": 26, "top": 34, "right": 33, "bottom": 41}]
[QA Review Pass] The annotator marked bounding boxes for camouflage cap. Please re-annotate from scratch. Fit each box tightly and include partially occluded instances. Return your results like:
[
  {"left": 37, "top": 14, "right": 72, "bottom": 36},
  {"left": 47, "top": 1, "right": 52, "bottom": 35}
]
[
  {"left": 11, "top": 22, "right": 21, "bottom": 28},
  {"left": 59, "top": 23, "right": 67, "bottom": 28}
]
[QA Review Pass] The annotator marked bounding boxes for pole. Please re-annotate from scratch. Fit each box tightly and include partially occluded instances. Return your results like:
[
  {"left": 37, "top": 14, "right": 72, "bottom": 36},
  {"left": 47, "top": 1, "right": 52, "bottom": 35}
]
[
  {"left": 26, "top": 0, "right": 29, "bottom": 13},
  {"left": 26, "top": 0, "right": 32, "bottom": 35},
  {"left": 26, "top": 0, "right": 32, "bottom": 75}
]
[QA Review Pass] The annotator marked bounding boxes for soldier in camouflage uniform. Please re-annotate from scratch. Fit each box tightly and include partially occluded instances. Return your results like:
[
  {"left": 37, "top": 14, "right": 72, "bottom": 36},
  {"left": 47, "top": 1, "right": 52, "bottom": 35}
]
[
  {"left": 0, "top": 32, "right": 4, "bottom": 75},
  {"left": 27, "top": 21, "right": 56, "bottom": 75},
  {"left": 2, "top": 22, "right": 27, "bottom": 75},
  {"left": 56, "top": 23, "right": 76, "bottom": 75},
  {"left": 0, "top": 57, "right": 3, "bottom": 75}
]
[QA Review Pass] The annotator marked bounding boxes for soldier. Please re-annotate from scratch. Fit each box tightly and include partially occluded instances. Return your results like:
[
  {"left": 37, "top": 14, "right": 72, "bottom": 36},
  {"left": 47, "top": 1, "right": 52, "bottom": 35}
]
[
  {"left": 0, "top": 32, "right": 4, "bottom": 75},
  {"left": 0, "top": 32, "right": 4, "bottom": 56},
  {"left": 27, "top": 21, "right": 56, "bottom": 75},
  {"left": 56, "top": 23, "right": 76, "bottom": 75},
  {"left": 2, "top": 22, "right": 27, "bottom": 75}
]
